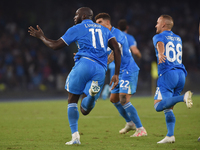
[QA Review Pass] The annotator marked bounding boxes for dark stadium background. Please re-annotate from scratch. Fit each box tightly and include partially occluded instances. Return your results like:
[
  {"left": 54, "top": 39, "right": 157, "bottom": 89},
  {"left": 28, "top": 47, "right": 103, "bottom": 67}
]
[{"left": 0, "top": 0, "right": 199, "bottom": 100}]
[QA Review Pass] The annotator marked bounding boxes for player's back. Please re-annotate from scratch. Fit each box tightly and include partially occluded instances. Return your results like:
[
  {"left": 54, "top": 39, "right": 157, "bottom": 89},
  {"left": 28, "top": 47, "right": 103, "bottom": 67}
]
[
  {"left": 124, "top": 32, "right": 137, "bottom": 47},
  {"left": 153, "top": 30, "right": 187, "bottom": 76},
  {"left": 61, "top": 19, "right": 114, "bottom": 70},
  {"left": 111, "top": 27, "right": 139, "bottom": 72}
]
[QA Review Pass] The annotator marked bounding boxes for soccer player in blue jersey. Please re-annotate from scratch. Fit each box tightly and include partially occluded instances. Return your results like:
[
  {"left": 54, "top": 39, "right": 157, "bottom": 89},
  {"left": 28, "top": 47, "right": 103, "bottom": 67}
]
[
  {"left": 28, "top": 7, "right": 121, "bottom": 145},
  {"left": 153, "top": 15, "right": 193, "bottom": 144},
  {"left": 101, "top": 19, "right": 142, "bottom": 100},
  {"left": 118, "top": 19, "right": 142, "bottom": 59},
  {"left": 95, "top": 13, "right": 147, "bottom": 137}
]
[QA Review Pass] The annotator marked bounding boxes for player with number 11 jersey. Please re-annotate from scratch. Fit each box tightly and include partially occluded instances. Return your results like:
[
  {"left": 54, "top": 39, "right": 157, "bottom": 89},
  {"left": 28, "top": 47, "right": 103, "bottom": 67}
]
[{"left": 61, "top": 19, "right": 114, "bottom": 70}]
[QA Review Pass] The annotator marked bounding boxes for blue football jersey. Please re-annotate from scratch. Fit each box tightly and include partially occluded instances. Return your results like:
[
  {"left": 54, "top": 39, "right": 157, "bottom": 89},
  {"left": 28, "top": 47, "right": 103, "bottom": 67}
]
[
  {"left": 61, "top": 19, "right": 114, "bottom": 70},
  {"left": 124, "top": 32, "right": 137, "bottom": 47},
  {"left": 153, "top": 30, "right": 187, "bottom": 76},
  {"left": 111, "top": 27, "right": 139, "bottom": 72}
]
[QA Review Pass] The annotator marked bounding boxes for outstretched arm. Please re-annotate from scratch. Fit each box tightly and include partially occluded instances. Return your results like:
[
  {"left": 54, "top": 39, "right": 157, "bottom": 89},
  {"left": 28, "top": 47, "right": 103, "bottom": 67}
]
[
  {"left": 28, "top": 25, "right": 66, "bottom": 50},
  {"left": 108, "top": 37, "right": 121, "bottom": 90},
  {"left": 156, "top": 41, "right": 166, "bottom": 64}
]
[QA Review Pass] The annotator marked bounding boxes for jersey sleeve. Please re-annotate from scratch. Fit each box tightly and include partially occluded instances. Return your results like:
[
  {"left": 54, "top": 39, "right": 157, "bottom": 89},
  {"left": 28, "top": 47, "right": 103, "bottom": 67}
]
[
  {"left": 61, "top": 25, "right": 78, "bottom": 45},
  {"left": 107, "top": 30, "right": 115, "bottom": 41},
  {"left": 153, "top": 34, "right": 163, "bottom": 47}
]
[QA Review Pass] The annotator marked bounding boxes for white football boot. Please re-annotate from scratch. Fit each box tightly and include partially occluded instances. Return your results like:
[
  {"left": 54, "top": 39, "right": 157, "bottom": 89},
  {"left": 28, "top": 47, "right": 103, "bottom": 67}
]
[
  {"left": 157, "top": 136, "right": 175, "bottom": 144},
  {"left": 89, "top": 81, "right": 100, "bottom": 96},
  {"left": 65, "top": 132, "right": 81, "bottom": 145},
  {"left": 119, "top": 122, "right": 136, "bottom": 134},
  {"left": 130, "top": 127, "right": 147, "bottom": 137},
  {"left": 184, "top": 91, "right": 193, "bottom": 109}
]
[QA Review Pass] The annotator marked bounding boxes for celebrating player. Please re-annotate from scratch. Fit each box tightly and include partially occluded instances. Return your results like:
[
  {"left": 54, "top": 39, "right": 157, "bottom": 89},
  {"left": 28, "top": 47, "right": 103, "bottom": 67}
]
[
  {"left": 101, "top": 19, "right": 142, "bottom": 100},
  {"left": 28, "top": 7, "right": 121, "bottom": 145},
  {"left": 95, "top": 13, "right": 147, "bottom": 137},
  {"left": 153, "top": 14, "right": 193, "bottom": 143}
]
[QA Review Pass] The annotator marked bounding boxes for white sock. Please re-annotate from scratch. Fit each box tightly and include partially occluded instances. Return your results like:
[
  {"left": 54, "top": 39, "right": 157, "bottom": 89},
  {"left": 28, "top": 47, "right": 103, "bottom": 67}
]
[
  {"left": 127, "top": 121, "right": 134, "bottom": 126},
  {"left": 137, "top": 127, "right": 144, "bottom": 130}
]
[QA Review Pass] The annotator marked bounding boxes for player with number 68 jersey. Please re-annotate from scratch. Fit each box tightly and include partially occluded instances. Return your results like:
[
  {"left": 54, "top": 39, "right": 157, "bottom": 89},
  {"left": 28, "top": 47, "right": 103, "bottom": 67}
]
[
  {"left": 152, "top": 15, "right": 193, "bottom": 144},
  {"left": 153, "top": 29, "right": 187, "bottom": 76}
]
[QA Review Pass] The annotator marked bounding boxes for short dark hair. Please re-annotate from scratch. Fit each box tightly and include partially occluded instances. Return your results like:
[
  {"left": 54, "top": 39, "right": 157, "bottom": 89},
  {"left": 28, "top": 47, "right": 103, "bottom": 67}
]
[
  {"left": 118, "top": 19, "right": 127, "bottom": 31},
  {"left": 78, "top": 7, "right": 93, "bottom": 20},
  {"left": 95, "top": 13, "right": 111, "bottom": 21}
]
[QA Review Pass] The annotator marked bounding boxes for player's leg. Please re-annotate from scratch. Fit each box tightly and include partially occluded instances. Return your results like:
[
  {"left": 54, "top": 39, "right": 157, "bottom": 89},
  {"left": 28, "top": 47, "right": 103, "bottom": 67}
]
[
  {"left": 102, "top": 62, "right": 115, "bottom": 100},
  {"left": 154, "top": 95, "right": 184, "bottom": 112},
  {"left": 119, "top": 93, "right": 147, "bottom": 137},
  {"left": 174, "top": 70, "right": 193, "bottom": 108},
  {"left": 110, "top": 93, "right": 135, "bottom": 134},
  {"left": 66, "top": 92, "right": 81, "bottom": 145},
  {"left": 157, "top": 108, "right": 176, "bottom": 144},
  {"left": 65, "top": 58, "right": 94, "bottom": 145},
  {"left": 110, "top": 73, "right": 136, "bottom": 134},
  {"left": 154, "top": 69, "right": 192, "bottom": 112},
  {"left": 80, "top": 80, "right": 103, "bottom": 115},
  {"left": 158, "top": 69, "right": 192, "bottom": 144},
  {"left": 101, "top": 84, "right": 110, "bottom": 100},
  {"left": 119, "top": 70, "right": 147, "bottom": 137},
  {"left": 154, "top": 70, "right": 177, "bottom": 143},
  {"left": 80, "top": 60, "right": 105, "bottom": 115},
  {"left": 156, "top": 69, "right": 186, "bottom": 144}
]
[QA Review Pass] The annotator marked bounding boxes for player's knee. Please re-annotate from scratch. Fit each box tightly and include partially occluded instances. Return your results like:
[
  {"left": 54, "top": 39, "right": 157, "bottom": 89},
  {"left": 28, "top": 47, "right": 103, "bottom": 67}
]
[
  {"left": 119, "top": 95, "right": 127, "bottom": 106},
  {"left": 110, "top": 97, "right": 118, "bottom": 103},
  {"left": 80, "top": 107, "right": 90, "bottom": 116},
  {"left": 110, "top": 98, "right": 115, "bottom": 103},
  {"left": 155, "top": 107, "right": 162, "bottom": 112},
  {"left": 154, "top": 102, "right": 162, "bottom": 112}
]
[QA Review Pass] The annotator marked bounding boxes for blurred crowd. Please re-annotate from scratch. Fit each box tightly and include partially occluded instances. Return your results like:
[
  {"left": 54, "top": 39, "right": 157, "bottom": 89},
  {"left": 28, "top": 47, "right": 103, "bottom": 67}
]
[{"left": 0, "top": 0, "right": 199, "bottom": 92}]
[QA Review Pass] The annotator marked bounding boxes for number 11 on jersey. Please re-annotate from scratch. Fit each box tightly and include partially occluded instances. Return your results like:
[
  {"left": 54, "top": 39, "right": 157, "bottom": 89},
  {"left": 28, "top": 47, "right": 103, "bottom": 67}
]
[{"left": 89, "top": 28, "right": 105, "bottom": 48}]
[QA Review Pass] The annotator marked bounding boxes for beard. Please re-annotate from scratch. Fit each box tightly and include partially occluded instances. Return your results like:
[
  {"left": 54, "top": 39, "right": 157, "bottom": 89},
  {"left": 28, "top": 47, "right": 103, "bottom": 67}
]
[{"left": 75, "top": 17, "right": 82, "bottom": 25}]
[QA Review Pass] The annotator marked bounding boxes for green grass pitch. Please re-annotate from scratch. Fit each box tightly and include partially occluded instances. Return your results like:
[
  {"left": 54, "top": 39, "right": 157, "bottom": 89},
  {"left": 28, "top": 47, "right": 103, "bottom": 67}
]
[{"left": 0, "top": 95, "right": 200, "bottom": 150}]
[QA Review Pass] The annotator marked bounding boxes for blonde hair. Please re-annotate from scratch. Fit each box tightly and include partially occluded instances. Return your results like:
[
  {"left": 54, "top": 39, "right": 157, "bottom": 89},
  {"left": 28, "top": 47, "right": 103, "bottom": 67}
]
[{"left": 160, "top": 14, "right": 174, "bottom": 29}]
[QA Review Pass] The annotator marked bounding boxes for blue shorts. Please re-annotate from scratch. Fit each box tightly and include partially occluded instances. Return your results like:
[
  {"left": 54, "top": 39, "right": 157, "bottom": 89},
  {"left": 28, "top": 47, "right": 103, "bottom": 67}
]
[
  {"left": 65, "top": 57, "right": 106, "bottom": 96},
  {"left": 154, "top": 69, "right": 186, "bottom": 100},
  {"left": 111, "top": 70, "right": 139, "bottom": 94}
]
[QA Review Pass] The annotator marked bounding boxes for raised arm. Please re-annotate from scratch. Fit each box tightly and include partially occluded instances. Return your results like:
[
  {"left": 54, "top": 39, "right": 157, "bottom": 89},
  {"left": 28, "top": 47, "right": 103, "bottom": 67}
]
[
  {"left": 108, "top": 37, "right": 121, "bottom": 89},
  {"left": 28, "top": 25, "right": 66, "bottom": 50}
]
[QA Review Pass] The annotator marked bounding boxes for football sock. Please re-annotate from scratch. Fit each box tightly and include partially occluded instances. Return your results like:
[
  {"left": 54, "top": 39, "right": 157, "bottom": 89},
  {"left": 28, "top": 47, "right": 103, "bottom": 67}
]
[
  {"left": 164, "top": 109, "right": 176, "bottom": 137},
  {"left": 68, "top": 103, "right": 79, "bottom": 134},
  {"left": 81, "top": 95, "right": 96, "bottom": 112},
  {"left": 154, "top": 95, "right": 184, "bottom": 112},
  {"left": 113, "top": 101, "right": 131, "bottom": 122},
  {"left": 123, "top": 102, "right": 143, "bottom": 128}
]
